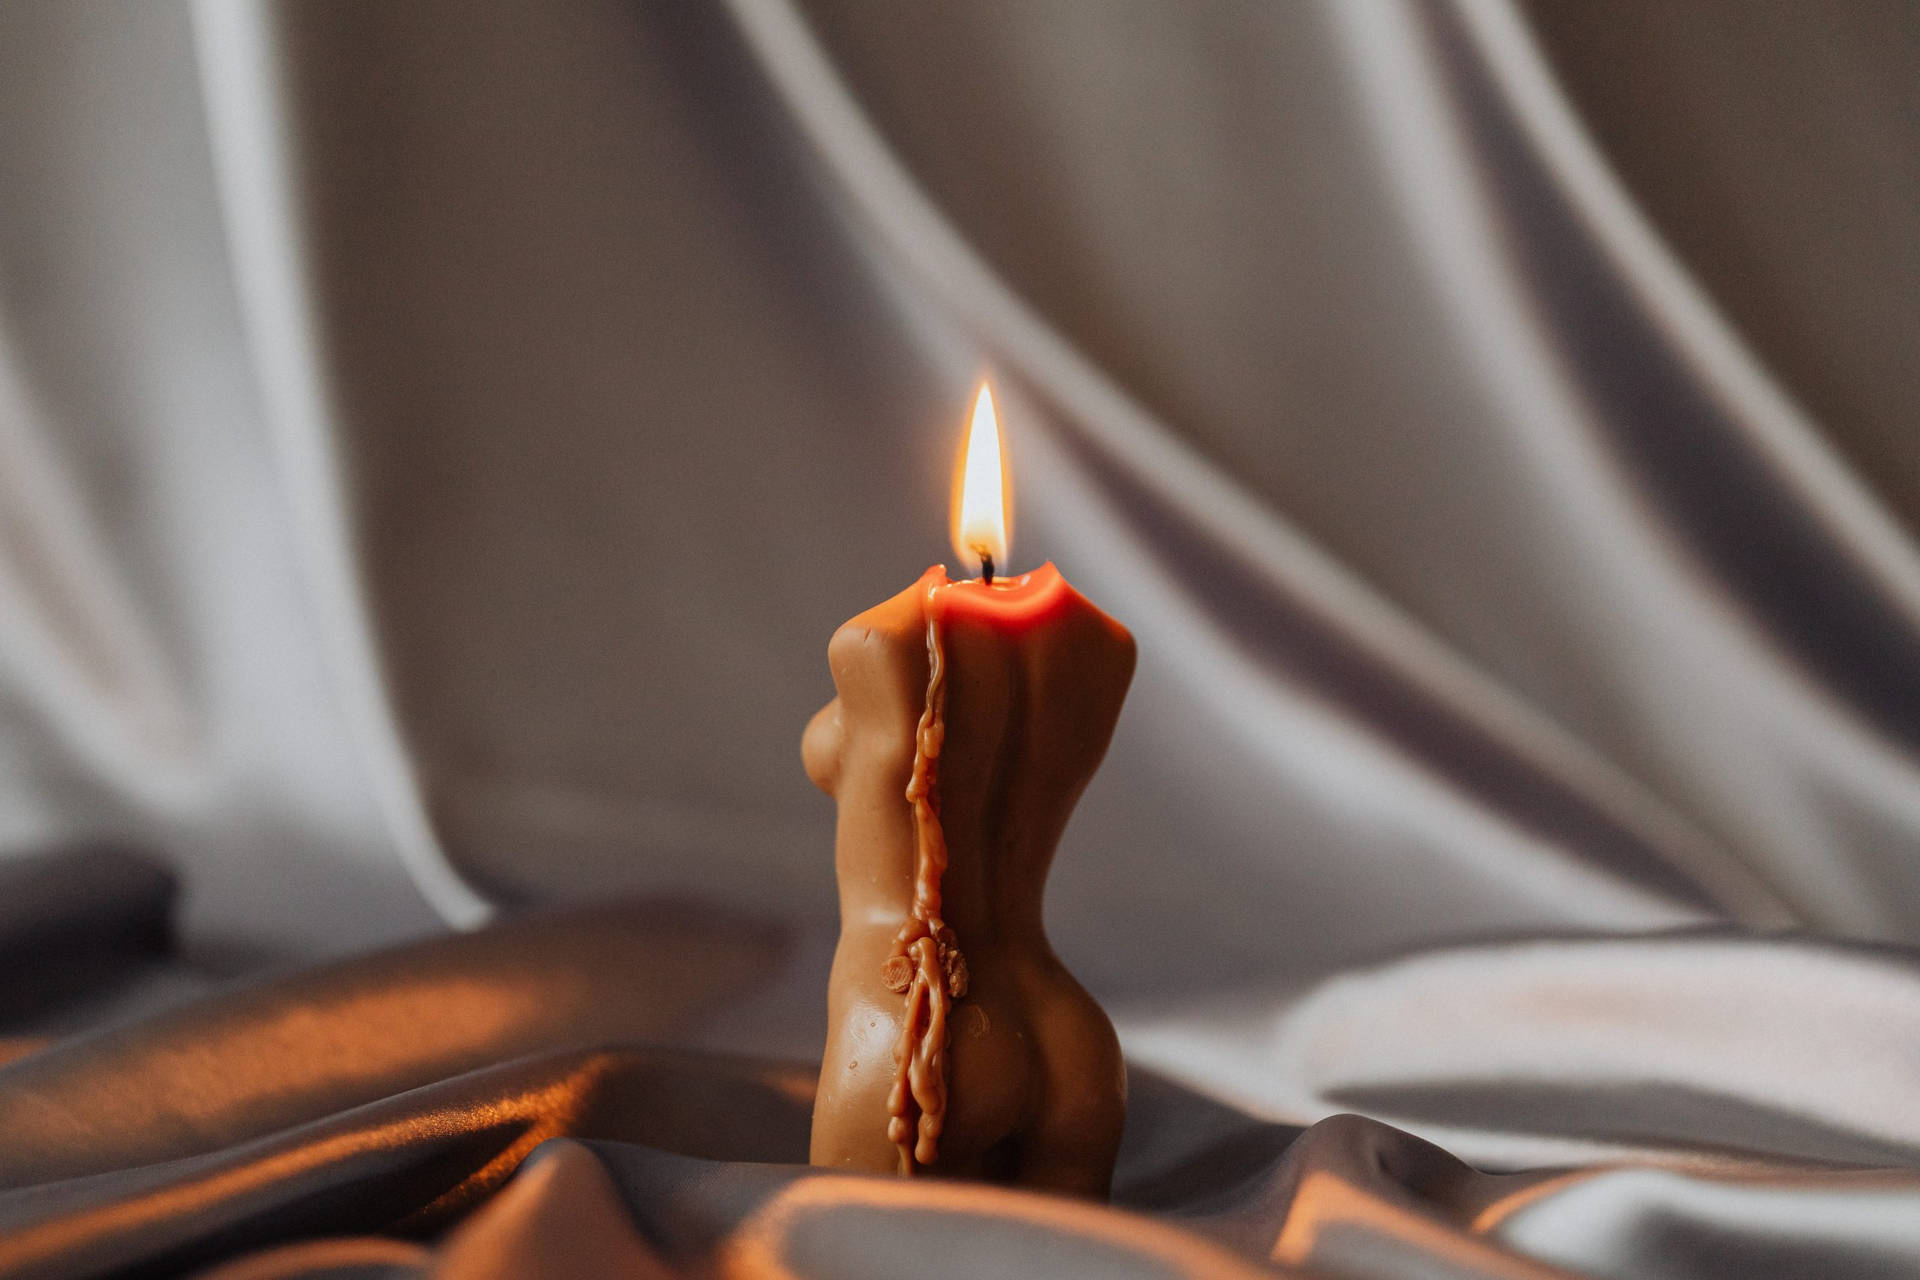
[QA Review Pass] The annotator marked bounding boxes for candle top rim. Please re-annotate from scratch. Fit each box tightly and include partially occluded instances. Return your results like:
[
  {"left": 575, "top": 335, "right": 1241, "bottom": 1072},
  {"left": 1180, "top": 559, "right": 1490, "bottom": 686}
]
[
  {"left": 932, "top": 559, "right": 1059, "bottom": 591},
  {"left": 922, "top": 561, "right": 1078, "bottom": 625}
]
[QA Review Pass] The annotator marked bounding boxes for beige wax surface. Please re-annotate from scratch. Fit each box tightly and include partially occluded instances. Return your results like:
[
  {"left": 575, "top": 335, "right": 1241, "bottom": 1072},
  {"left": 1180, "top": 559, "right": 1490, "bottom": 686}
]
[{"left": 803, "top": 563, "right": 1135, "bottom": 1196}]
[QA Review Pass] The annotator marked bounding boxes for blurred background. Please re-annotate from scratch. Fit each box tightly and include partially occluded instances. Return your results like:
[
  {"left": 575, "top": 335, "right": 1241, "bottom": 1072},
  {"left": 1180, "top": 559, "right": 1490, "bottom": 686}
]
[{"left": 3, "top": 0, "right": 1919, "bottom": 1073}]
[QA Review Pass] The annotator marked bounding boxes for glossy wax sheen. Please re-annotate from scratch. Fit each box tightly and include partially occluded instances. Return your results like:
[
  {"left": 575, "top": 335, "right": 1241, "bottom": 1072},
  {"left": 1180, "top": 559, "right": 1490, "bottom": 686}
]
[{"left": 803, "top": 563, "right": 1136, "bottom": 1196}]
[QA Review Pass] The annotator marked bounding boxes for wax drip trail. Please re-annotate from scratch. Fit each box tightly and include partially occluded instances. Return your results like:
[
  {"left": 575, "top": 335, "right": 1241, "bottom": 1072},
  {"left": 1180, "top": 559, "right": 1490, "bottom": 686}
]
[{"left": 883, "top": 572, "right": 969, "bottom": 1174}]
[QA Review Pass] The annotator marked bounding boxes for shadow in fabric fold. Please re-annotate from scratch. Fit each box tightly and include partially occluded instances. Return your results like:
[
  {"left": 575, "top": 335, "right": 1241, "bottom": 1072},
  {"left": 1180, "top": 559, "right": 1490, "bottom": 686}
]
[{"left": 0, "top": 900, "right": 790, "bottom": 1190}]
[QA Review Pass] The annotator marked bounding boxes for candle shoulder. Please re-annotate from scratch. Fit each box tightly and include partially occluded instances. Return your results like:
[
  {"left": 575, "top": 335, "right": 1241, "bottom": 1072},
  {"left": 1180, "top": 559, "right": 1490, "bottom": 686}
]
[
  {"left": 822, "top": 568, "right": 946, "bottom": 717},
  {"left": 803, "top": 573, "right": 945, "bottom": 800}
]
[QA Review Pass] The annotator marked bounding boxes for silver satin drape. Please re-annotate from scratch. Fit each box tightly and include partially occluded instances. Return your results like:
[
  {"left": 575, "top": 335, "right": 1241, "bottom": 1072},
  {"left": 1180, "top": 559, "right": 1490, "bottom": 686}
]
[{"left": 5, "top": 0, "right": 1920, "bottom": 1274}]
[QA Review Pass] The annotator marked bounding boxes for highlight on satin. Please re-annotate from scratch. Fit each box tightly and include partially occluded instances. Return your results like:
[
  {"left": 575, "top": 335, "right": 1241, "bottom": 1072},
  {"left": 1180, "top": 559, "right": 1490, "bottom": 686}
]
[{"left": 951, "top": 382, "right": 1012, "bottom": 578}]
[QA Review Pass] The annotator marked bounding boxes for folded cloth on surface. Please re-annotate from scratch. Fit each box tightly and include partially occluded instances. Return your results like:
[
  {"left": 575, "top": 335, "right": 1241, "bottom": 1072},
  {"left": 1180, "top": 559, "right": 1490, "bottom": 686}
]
[{"left": 6, "top": 904, "right": 1920, "bottom": 1279}]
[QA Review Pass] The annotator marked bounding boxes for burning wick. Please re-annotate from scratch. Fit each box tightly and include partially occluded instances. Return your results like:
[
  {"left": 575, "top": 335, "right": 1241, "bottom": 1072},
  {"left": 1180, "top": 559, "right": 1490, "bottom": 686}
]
[{"left": 953, "top": 383, "right": 1009, "bottom": 588}]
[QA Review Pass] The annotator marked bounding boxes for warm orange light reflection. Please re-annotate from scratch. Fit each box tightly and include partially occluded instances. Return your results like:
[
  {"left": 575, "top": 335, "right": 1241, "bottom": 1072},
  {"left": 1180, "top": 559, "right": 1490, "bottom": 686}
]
[{"left": 951, "top": 382, "right": 1011, "bottom": 578}]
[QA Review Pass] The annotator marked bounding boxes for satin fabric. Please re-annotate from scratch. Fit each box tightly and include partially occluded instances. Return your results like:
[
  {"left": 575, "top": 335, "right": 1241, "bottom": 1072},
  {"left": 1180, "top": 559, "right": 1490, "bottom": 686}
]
[
  {"left": 5, "top": 0, "right": 1920, "bottom": 1277},
  {"left": 16, "top": 0, "right": 1920, "bottom": 963},
  {"left": 9, "top": 904, "right": 1920, "bottom": 1279}
]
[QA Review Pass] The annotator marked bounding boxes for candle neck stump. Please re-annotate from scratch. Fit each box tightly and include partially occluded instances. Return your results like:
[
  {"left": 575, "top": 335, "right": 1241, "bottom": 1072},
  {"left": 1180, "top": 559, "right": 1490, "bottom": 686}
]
[{"left": 804, "top": 562, "right": 1135, "bottom": 1198}]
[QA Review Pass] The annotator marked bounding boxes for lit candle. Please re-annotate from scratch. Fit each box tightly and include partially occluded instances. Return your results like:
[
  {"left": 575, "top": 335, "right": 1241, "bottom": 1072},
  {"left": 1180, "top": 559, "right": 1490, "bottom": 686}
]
[{"left": 804, "top": 383, "right": 1136, "bottom": 1197}]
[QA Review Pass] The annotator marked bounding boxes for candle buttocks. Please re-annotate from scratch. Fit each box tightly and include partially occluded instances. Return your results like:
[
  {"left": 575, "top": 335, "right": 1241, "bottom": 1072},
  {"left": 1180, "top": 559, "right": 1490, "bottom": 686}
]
[{"left": 807, "top": 564, "right": 1135, "bottom": 1199}]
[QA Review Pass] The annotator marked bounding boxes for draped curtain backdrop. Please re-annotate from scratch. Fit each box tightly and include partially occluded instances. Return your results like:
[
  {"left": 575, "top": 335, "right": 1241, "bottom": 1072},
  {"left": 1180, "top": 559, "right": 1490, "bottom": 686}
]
[{"left": 4, "top": 0, "right": 1920, "bottom": 1275}]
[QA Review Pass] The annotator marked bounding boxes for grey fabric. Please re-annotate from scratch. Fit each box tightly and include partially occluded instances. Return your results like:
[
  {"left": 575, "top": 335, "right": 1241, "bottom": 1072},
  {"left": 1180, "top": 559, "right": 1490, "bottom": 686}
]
[{"left": 4, "top": 0, "right": 1920, "bottom": 1275}]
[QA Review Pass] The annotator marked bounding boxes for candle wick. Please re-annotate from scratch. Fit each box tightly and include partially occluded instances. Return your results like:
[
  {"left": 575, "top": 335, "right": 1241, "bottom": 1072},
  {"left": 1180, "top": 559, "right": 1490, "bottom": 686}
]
[{"left": 978, "top": 551, "right": 995, "bottom": 585}]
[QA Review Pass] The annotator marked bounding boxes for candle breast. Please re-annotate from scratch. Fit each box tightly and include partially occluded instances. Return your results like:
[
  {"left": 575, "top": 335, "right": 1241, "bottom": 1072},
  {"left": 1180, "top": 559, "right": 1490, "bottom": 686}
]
[{"left": 805, "top": 562, "right": 1135, "bottom": 1195}]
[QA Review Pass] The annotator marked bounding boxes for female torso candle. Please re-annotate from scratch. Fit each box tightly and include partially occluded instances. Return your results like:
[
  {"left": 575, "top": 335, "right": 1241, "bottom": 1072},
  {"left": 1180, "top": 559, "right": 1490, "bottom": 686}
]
[{"left": 803, "top": 387, "right": 1136, "bottom": 1197}]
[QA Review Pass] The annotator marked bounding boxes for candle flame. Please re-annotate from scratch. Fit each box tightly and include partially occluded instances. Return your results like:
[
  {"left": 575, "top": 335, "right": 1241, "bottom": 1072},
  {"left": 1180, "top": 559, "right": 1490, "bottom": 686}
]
[{"left": 951, "top": 382, "right": 1011, "bottom": 577}]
